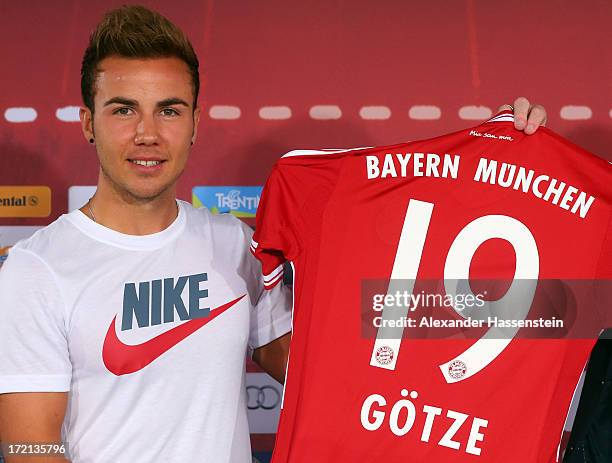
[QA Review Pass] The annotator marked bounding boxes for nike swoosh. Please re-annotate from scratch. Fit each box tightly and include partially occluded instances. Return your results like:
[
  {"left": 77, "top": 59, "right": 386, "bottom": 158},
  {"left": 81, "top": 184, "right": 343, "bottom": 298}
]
[{"left": 103, "top": 295, "right": 245, "bottom": 376}]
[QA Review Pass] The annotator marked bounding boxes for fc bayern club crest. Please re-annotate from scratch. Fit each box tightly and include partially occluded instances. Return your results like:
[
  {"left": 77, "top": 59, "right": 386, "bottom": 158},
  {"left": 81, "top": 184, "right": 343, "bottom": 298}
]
[
  {"left": 448, "top": 360, "right": 467, "bottom": 379},
  {"left": 375, "top": 346, "right": 394, "bottom": 365}
]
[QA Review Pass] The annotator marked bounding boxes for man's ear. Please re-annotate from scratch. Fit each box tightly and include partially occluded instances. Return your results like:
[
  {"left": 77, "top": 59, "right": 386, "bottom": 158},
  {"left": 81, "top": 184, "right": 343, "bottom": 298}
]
[{"left": 80, "top": 106, "right": 95, "bottom": 143}]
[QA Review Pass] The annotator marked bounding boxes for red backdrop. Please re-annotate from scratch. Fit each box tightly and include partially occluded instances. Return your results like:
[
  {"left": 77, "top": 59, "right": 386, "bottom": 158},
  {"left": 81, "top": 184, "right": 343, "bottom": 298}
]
[{"left": 2, "top": 0, "right": 611, "bottom": 227}]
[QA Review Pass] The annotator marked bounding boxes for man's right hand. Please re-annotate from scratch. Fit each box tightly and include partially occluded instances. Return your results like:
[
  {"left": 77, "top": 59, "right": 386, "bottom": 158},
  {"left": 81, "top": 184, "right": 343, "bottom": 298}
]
[{"left": 0, "top": 392, "right": 69, "bottom": 462}]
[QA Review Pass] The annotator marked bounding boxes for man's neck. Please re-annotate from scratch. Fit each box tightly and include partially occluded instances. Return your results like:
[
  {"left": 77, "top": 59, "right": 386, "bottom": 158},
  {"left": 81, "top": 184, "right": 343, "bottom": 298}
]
[{"left": 80, "top": 184, "right": 179, "bottom": 236}]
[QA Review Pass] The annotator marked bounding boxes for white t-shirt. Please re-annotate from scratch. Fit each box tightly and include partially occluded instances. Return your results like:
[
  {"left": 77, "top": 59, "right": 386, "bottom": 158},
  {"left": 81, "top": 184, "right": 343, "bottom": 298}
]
[{"left": 0, "top": 200, "right": 292, "bottom": 463}]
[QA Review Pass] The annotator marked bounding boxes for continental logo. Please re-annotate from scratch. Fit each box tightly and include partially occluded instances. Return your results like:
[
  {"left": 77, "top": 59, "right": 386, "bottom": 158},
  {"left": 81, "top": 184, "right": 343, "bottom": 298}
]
[{"left": 0, "top": 186, "right": 51, "bottom": 217}]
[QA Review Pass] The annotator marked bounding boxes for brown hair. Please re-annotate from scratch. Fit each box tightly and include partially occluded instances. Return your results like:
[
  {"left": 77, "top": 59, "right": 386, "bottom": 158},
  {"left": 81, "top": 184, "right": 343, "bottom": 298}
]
[{"left": 81, "top": 5, "right": 200, "bottom": 113}]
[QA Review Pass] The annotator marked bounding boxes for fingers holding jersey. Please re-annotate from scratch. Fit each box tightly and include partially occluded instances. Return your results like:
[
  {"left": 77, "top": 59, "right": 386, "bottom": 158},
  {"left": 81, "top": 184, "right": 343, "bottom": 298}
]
[
  {"left": 502, "top": 97, "right": 547, "bottom": 135},
  {"left": 523, "top": 103, "right": 547, "bottom": 135},
  {"left": 510, "top": 97, "right": 531, "bottom": 131}
]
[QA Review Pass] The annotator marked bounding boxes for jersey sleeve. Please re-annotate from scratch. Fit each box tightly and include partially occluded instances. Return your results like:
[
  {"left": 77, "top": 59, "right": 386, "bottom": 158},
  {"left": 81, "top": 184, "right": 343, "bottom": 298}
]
[
  {"left": 0, "top": 247, "right": 71, "bottom": 393},
  {"left": 236, "top": 220, "right": 292, "bottom": 350},
  {"left": 251, "top": 165, "right": 300, "bottom": 289}
]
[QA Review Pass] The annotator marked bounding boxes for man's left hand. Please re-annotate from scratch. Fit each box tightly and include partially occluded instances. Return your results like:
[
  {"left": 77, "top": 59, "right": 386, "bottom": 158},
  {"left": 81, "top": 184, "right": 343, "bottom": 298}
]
[{"left": 498, "top": 97, "right": 547, "bottom": 135}]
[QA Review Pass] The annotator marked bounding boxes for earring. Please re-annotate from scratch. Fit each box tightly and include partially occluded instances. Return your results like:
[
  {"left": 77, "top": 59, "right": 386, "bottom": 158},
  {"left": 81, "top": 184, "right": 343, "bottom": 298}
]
[{"left": 89, "top": 138, "right": 95, "bottom": 144}]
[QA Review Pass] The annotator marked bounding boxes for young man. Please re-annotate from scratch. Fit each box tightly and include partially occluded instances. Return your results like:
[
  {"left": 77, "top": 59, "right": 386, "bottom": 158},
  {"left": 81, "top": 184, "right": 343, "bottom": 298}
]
[
  {"left": 0, "top": 5, "right": 547, "bottom": 463},
  {"left": 0, "top": 6, "right": 291, "bottom": 463}
]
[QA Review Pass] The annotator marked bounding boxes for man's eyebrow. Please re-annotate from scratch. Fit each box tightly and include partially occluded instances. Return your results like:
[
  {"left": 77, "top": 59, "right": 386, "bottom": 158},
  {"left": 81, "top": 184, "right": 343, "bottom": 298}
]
[
  {"left": 102, "top": 97, "right": 190, "bottom": 108},
  {"left": 103, "top": 97, "right": 138, "bottom": 107},
  {"left": 157, "top": 98, "right": 190, "bottom": 108}
]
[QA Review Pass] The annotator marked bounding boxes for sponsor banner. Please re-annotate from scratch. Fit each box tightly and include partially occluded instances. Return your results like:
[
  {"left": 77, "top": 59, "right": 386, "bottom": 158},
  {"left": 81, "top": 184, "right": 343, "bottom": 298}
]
[
  {"left": 0, "top": 186, "right": 51, "bottom": 218},
  {"left": 246, "top": 372, "right": 282, "bottom": 434},
  {"left": 68, "top": 186, "right": 97, "bottom": 212},
  {"left": 0, "top": 226, "right": 43, "bottom": 267},
  {"left": 192, "top": 186, "right": 262, "bottom": 218}
]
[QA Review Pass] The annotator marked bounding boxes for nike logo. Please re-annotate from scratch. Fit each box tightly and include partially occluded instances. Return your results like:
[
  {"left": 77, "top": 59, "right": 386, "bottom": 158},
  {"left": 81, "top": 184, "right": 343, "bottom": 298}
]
[{"left": 103, "top": 295, "right": 245, "bottom": 376}]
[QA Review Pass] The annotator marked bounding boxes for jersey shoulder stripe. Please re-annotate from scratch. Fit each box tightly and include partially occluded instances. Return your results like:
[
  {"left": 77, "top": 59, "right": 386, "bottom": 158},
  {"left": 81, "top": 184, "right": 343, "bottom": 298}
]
[{"left": 281, "top": 147, "right": 373, "bottom": 158}]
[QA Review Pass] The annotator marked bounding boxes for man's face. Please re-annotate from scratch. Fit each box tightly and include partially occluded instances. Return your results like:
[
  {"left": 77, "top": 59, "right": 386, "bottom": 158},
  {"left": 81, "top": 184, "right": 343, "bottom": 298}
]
[{"left": 82, "top": 56, "right": 200, "bottom": 203}]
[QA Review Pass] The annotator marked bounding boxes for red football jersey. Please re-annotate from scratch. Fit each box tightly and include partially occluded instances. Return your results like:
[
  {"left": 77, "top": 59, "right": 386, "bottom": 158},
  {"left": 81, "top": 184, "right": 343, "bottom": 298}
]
[{"left": 251, "top": 111, "right": 611, "bottom": 462}]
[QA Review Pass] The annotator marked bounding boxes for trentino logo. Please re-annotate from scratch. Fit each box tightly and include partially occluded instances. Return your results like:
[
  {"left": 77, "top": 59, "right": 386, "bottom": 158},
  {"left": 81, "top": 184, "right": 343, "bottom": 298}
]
[{"left": 192, "top": 186, "right": 262, "bottom": 218}]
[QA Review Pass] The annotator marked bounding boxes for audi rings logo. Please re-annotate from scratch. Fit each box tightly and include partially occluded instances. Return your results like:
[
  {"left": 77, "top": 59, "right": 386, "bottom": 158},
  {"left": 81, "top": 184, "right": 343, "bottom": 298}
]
[{"left": 247, "top": 385, "right": 281, "bottom": 410}]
